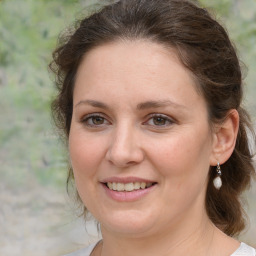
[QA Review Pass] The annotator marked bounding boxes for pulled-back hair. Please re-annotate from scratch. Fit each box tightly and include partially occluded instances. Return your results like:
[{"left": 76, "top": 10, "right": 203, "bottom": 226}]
[{"left": 50, "top": 0, "right": 255, "bottom": 236}]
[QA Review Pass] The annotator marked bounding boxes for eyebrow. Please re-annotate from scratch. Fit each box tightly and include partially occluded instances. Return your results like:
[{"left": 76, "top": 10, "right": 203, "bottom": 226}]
[
  {"left": 75, "top": 99, "right": 109, "bottom": 109},
  {"left": 137, "top": 100, "right": 186, "bottom": 110},
  {"left": 75, "top": 99, "right": 187, "bottom": 110}
]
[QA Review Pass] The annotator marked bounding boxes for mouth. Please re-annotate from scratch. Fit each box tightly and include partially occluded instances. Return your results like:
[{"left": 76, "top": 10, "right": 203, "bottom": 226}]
[{"left": 104, "top": 182, "right": 157, "bottom": 192}]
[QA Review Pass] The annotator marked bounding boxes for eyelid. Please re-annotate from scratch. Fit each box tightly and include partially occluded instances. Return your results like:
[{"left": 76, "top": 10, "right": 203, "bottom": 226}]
[
  {"left": 80, "top": 112, "right": 175, "bottom": 128},
  {"left": 81, "top": 112, "right": 111, "bottom": 126},
  {"left": 143, "top": 113, "right": 175, "bottom": 127}
]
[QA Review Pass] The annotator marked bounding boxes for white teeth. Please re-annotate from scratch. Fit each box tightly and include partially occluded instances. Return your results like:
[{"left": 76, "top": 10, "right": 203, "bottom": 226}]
[
  {"left": 134, "top": 182, "right": 140, "bottom": 190},
  {"left": 107, "top": 182, "right": 113, "bottom": 190},
  {"left": 117, "top": 183, "right": 125, "bottom": 191},
  {"left": 140, "top": 182, "right": 146, "bottom": 189},
  {"left": 124, "top": 183, "right": 134, "bottom": 192},
  {"left": 106, "top": 182, "right": 154, "bottom": 191}
]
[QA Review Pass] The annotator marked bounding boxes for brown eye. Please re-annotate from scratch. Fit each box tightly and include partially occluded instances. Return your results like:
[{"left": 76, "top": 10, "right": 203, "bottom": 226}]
[
  {"left": 91, "top": 116, "right": 105, "bottom": 125},
  {"left": 153, "top": 117, "right": 167, "bottom": 126},
  {"left": 82, "top": 114, "right": 110, "bottom": 127},
  {"left": 145, "top": 114, "right": 174, "bottom": 128}
]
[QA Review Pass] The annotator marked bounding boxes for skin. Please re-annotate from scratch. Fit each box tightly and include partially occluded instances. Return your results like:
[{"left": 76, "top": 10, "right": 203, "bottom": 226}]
[{"left": 69, "top": 40, "right": 240, "bottom": 256}]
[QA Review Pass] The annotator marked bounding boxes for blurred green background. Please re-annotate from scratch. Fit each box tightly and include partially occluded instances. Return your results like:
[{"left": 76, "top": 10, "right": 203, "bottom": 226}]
[{"left": 0, "top": 0, "right": 255, "bottom": 255}]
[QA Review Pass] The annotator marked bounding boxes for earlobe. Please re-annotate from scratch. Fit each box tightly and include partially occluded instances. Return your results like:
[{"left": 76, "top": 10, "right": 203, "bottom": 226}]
[{"left": 210, "top": 109, "right": 239, "bottom": 165}]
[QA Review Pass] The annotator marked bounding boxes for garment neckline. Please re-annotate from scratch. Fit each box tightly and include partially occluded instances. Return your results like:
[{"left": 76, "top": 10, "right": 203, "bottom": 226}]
[
  {"left": 87, "top": 241, "right": 255, "bottom": 256},
  {"left": 230, "top": 242, "right": 255, "bottom": 256}
]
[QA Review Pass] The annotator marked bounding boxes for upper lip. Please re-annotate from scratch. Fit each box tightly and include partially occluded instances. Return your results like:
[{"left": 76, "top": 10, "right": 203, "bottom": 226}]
[{"left": 101, "top": 176, "right": 157, "bottom": 184}]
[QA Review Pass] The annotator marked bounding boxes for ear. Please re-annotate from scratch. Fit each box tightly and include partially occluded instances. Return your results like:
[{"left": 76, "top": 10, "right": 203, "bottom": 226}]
[{"left": 210, "top": 109, "right": 239, "bottom": 166}]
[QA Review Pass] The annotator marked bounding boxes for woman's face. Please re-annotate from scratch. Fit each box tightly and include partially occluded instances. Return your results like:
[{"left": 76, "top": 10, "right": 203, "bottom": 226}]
[{"left": 69, "top": 41, "right": 216, "bottom": 237}]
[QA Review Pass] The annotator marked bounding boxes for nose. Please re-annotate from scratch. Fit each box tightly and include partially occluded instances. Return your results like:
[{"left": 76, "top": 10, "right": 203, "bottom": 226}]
[{"left": 105, "top": 124, "right": 145, "bottom": 168}]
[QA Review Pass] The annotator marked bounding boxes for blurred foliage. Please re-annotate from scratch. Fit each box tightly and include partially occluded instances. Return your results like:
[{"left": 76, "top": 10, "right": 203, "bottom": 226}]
[
  {"left": 0, "top": 0, "right": 84, "bottom": 189},
  {"left": 200, "top": 0, "right": 256, "bottom": 111},
  {"left": 0, "top": 0, "right": 255, "bottom": 190}
]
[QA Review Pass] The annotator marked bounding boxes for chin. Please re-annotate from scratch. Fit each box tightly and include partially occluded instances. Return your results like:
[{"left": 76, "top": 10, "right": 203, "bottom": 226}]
[{"left": 99, "top": 209, "right": 158, "bottom": 236}]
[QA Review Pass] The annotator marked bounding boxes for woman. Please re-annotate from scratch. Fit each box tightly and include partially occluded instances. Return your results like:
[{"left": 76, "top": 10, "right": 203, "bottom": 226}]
[{"left": 50, "top": 0, "right": 256, "bottom": 255}]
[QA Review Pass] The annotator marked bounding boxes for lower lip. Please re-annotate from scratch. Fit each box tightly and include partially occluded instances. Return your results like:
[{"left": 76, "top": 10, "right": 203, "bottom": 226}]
[{"left": 101, "top": 183, "right": 156, "bottom": 202}]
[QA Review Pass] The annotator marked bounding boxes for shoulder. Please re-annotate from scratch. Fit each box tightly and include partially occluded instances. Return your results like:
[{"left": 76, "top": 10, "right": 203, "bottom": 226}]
[
  {"left": 62, "top": 241, "right": 99, "bottom": 256},
  {"left": 231, "top": 242, "right": 256, "bottom": 256}
]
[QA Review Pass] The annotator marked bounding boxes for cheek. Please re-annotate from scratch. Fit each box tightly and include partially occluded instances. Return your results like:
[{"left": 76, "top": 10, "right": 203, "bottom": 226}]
[
  {"left": 68, "top": 129, "right": 105, "bottom": 178},
  {"left": 68, "top": 129, "right": 107, "bottom": 208},
  {"left": 147, "top": 129, "right": 212, "bottom": 181},
  {"left": 147, "top": 131, "right": 212, "bottom": 213}
]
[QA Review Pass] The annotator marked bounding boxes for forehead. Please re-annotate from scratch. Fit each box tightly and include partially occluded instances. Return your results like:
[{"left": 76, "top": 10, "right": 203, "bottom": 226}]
[
  {"left": 78, "top": 40, "right": 186, "bottom": 75},
  {"left": 74, "top": 40, "right": 204, "bottom": 111}
]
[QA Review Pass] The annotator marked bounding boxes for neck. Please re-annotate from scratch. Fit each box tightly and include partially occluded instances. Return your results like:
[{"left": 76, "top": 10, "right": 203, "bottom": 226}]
[{"left": 100, "top": 211, "right": 217, "bottom": 256}]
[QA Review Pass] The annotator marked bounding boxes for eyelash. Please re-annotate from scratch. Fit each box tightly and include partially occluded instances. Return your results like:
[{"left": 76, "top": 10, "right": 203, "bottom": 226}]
[
  {"left": 81, "top": 113, "right": 174, "bottom": 128},
  {"left": 81, "top": 113, "right": 110, "bottom": 127},
  {"left": 144, "top": 114, "right": 174, "bottom": 127}
]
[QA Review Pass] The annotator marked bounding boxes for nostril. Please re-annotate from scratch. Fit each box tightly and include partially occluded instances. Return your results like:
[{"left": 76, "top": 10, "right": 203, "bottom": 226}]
[{"left": 105, "top": 137, "right": 145, "bottom": 167}]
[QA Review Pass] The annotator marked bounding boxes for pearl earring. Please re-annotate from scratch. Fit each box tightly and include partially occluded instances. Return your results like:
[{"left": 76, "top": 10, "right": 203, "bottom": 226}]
[{"left": 213, "top": 162, "right": 222, "bottom": 189}]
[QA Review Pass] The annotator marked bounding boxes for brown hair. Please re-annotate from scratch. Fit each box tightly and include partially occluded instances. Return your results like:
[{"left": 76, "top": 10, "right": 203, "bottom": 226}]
[{"left": 50, "top": 0, "right": 255, "bottom": 236}]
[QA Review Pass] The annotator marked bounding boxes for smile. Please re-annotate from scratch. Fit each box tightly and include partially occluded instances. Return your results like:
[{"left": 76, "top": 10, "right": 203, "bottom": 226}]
[{"left": 106, "top": 182, "right": 155, "bottom": 192}]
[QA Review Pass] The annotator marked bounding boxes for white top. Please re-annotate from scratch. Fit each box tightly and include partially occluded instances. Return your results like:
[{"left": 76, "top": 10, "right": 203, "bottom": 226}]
[
  {"left": 64, "top": 242, "right": 97, "bottom": 256},
  {"left": 64, "top": 241, "right": 256, "bottom": 256},
  {"left": 231, "top": 243, "right": 256, "bottom": 256}
]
